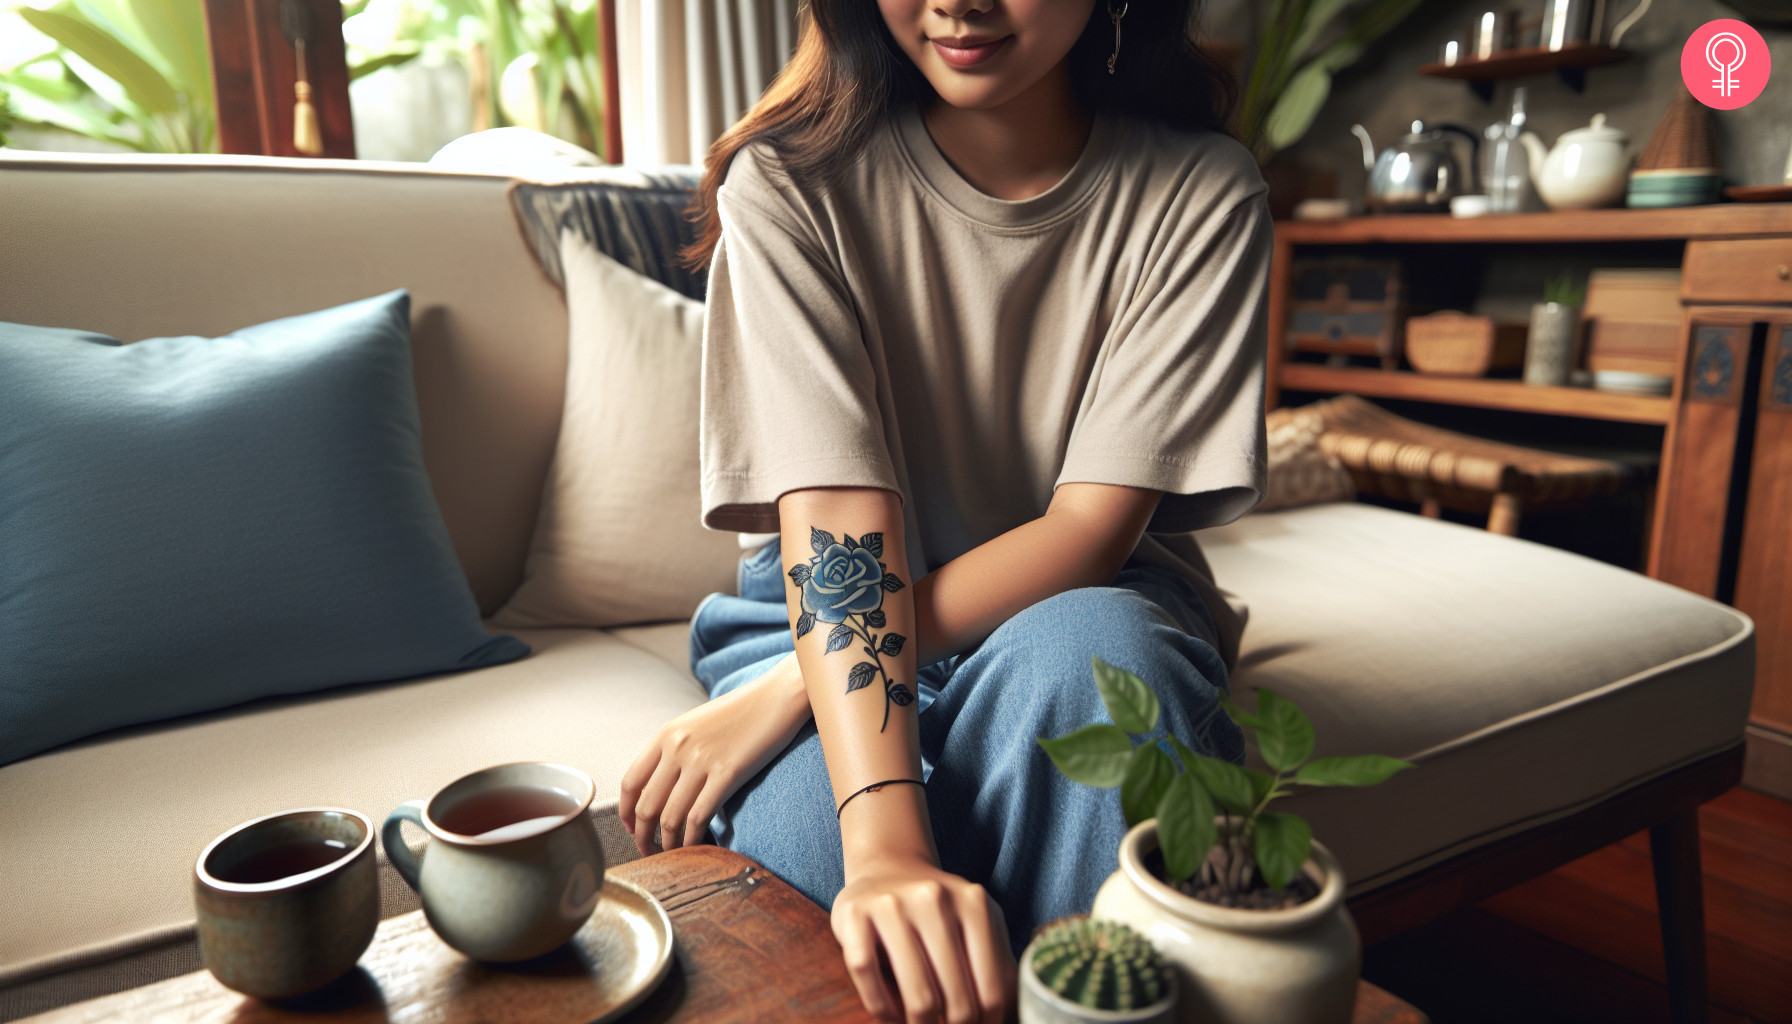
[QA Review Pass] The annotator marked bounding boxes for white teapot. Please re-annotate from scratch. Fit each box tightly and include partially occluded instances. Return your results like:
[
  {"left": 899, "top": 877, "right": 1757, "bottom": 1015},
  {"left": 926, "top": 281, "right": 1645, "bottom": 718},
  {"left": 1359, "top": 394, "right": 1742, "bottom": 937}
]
[{"left": 1520, "top": 114, "right": 1632, "bottom": 210}]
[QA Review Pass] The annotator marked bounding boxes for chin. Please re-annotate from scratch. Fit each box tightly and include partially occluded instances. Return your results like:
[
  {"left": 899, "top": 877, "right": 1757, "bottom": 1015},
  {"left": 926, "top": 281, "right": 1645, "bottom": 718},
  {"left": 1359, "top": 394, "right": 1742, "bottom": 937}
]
[{"left": 926, "top": 77, "right": 1019, "bottom": 111}]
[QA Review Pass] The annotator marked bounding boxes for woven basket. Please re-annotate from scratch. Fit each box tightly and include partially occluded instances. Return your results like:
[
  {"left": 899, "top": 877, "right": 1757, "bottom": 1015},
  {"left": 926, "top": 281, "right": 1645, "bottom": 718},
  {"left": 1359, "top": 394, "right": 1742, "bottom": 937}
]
[
  {"left": 1637, "top": 89, "right": 1718, "bottom": 172},
  {"left": 1405, "top": 312, "right": 1527, "bottom": 377}
]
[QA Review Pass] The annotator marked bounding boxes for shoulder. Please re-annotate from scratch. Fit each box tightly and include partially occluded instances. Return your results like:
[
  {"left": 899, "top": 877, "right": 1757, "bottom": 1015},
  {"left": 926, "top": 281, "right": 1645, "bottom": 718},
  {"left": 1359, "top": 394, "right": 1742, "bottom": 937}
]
[
  {"left": 1114, "top": 118, "right": 1268, "bottom": 222},
  {"left": 716, "top": 123, "right": 898, "bottom": 239}
]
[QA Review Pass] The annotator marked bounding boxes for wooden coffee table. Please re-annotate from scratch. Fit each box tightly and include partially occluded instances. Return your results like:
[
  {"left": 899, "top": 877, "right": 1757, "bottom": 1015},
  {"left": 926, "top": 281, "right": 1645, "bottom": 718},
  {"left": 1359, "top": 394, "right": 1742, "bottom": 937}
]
[{"left": 22, "top": 846, "right": 1427, "bottom": 1023}]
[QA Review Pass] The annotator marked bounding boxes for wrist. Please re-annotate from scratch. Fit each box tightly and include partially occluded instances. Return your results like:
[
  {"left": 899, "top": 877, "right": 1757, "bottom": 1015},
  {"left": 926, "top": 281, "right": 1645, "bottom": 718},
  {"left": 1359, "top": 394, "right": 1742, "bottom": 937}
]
[{"left": 840, "top": 780, "right": 936, "bottom": 876}]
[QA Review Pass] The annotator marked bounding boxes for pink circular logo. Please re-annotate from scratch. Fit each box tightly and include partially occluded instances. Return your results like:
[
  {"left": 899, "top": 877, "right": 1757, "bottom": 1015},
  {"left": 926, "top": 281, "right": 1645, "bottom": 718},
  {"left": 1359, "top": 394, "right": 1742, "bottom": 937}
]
[{"left": 1681, "top": 19, "right": 1770, "bottom": 109}]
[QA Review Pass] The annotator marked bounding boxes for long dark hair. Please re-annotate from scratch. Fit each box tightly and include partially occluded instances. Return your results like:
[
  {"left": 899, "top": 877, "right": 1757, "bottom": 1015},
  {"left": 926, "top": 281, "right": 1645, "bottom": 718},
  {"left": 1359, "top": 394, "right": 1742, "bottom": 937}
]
[{"left": 681, "top": 1, "right": 1235, "bottom": 269}]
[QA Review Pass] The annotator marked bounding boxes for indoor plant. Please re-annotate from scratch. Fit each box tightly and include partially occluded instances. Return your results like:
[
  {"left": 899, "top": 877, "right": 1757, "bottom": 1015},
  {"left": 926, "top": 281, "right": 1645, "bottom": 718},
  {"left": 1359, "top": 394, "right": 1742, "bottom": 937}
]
[
  {"left": 2, "top": 0, "right": 215, "bottom": 153},
  {"left": 342, "top": 0, "right": 606, "bottom": 158},
  {"left": 1039, "top": 659, "right": 1412, "bottom": 1024},
  {"left": 1019, "top": 917, "right": 1177, "bottom": 1024},
  {"left": 1524, "top": 272, "right": 1586, "bottom": 388},
  {"left": 1237, "top": 0, "right": 1430, "bottom": 160}
]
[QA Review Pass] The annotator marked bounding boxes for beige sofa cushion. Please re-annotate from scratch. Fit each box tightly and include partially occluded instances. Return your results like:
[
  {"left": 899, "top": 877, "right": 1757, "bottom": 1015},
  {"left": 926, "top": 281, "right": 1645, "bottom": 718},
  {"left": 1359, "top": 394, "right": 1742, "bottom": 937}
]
[
  {"left": 1198, "top": 503, "right": 1753, "bottom": 892},
  {"left": 0, "top": 627, "right": 706, "bottom": 1018},
  {"left": 0, "top": 152, "right": 568, "bottom": 613},
  {"left": 493, "top": 232, "right": 740, "bottom": 629}
]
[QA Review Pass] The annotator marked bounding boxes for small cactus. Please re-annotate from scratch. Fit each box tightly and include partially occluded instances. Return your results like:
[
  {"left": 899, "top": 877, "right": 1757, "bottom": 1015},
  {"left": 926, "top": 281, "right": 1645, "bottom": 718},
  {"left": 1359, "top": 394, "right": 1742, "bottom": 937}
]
[{"left": 1030, "top": 918, "right": 1170, "bottom": 1012}]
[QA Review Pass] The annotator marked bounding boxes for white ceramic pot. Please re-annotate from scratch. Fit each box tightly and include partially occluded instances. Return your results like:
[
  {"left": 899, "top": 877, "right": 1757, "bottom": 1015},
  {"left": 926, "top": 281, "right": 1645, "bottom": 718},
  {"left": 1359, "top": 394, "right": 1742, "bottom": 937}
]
[
  {"left": 1090, "top": 822, "right": 1360, "bottom": 1024},
  {"left": 1519, "top": 114, "right": 1632, "bottom": 210},
  {"left": 1019, "top": 938, "right": 1178, "bottom": 1024}
]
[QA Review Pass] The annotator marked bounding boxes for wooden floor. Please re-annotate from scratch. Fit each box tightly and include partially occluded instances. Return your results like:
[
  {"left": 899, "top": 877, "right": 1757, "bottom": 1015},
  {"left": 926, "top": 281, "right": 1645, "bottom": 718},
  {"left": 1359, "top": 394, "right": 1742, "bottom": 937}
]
[{"left": 1363, "top": 787, "right": 1792, "bottom": 1024}]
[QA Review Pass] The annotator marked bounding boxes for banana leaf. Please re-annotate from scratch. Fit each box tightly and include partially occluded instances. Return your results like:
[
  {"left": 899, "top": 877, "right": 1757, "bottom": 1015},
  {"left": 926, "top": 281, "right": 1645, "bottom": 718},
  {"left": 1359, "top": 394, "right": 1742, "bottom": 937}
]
[{"left": 17, "top": 5, "right": 177, "bottom": 113}]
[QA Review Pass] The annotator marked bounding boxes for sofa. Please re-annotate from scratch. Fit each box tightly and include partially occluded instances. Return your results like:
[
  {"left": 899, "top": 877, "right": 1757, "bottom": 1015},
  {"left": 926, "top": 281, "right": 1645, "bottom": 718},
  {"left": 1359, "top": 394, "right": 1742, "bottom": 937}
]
[{"left": 0, "top": 151, "right": 1756, "bottom": 1022}]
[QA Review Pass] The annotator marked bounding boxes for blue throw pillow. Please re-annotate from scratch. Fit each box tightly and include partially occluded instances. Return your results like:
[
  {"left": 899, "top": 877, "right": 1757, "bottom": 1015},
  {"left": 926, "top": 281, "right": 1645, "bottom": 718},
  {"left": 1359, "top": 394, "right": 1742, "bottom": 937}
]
[{"left": 0, "top": 291, "right": 528, "bottom": 765}]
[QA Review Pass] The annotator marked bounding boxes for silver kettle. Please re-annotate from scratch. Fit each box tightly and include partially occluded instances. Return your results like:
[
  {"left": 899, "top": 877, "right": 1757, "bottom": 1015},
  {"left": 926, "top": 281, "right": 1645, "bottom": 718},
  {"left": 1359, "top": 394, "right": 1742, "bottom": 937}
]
[{"left": 1352, "top": 120, "right": 1480, "bottom": 214}]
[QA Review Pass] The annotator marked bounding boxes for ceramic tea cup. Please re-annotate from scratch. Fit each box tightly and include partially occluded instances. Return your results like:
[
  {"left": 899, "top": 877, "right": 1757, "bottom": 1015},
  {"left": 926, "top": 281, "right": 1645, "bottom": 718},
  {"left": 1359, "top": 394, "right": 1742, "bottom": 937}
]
[
  {"left": 383, "top": 761, "right": 604, "bottom": 962},
  {"left": 194, "top": 807, "right": 379, "bottom": 1000}
]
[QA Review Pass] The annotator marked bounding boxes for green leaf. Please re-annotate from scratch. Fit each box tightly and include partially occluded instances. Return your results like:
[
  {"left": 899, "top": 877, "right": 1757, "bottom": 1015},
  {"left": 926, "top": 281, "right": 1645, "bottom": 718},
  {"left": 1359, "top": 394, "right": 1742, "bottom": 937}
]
[
  {"left": 1296, "top": 755, "right": 1414, "bottom": 787},
  {"left": 1286, "top": 0, "right": 1358, "bottom": 62},
  {"left": 1264, "top": 61, "right": 1333, "bottom": 152},
  {"left": 1184, "top": 753, "right": 1256, "bottom": 815},
  {"left": 1155, "top": 772, "right": 1217, "bottom": 885},
  {"left": 1218, "top": 694, "right": 1265, "bottom": 731},
  {"left": 1121, "top": 743, "right": 1175, "bottom": 827},
  {"left": 351, "top": 47, "right": 423, "bottom": 81},
  {"left": 1252, "top": 689, "right": 1316, "bottom": 772},
  {"left": 1092, "top": 656, "right": 1159, "bottom": 734},
  {"left": 1252, "top": 812, "right": 1313, "bottom": 891},
  {"left": 1037, "top": 725, "right": 1134, "bottom": 788},
  {"left": 101, "top": 0, "right": 210, "bottom": 111},
  {"left": 17, "top": 7, "right": 176, "bottom": 113}
]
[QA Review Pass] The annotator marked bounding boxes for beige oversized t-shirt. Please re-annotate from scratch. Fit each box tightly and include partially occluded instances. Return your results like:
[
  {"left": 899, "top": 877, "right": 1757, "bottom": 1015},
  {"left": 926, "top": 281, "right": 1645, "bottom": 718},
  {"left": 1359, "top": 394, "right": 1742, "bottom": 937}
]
[{"left": 699, "top": 105, "right": 1272, "bottom": 668}]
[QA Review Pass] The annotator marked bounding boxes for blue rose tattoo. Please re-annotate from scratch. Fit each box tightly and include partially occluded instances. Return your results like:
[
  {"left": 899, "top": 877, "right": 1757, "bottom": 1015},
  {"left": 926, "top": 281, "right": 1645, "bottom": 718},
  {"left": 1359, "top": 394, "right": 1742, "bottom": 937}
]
[{"left": 789, "top": 528, "right": 912, "bottom": 731}]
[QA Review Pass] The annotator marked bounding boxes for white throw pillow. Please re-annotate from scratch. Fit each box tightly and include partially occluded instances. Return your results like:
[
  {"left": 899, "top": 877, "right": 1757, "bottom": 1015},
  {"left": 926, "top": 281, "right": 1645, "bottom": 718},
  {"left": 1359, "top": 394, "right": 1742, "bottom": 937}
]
[{"left": 493, "top": 231, "right": 740, "bottom": 628}]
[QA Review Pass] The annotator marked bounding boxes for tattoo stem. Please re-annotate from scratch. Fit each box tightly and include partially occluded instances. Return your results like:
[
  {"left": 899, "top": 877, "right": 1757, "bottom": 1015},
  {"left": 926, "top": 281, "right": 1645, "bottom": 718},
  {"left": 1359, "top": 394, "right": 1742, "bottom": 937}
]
[{"left": 847, "top": 616, "right": 899, "bottom": 732}]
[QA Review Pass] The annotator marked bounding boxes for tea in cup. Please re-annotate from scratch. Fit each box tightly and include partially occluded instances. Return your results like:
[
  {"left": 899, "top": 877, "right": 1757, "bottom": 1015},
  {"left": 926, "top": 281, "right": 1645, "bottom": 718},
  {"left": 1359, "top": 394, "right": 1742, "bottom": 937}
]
[
  {"left": 383, "top": 762, "right": 604, "bottom": 962},
  {"left": 194, "top": 807, "right": 379, "bottom": 999}
]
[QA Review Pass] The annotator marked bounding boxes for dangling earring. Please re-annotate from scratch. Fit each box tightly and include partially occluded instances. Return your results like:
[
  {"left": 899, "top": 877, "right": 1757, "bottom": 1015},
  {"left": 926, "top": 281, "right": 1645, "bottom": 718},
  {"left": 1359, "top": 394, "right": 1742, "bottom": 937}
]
[{"left": 1106, "top": 1, "right": 1129, "bottom": 75}]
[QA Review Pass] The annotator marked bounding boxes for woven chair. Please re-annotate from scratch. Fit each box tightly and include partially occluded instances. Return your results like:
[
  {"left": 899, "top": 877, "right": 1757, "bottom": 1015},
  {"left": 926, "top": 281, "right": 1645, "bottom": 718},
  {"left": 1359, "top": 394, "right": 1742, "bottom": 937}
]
[{"left": 1308, "top": 395, "right": 1628, "bottom": 536}]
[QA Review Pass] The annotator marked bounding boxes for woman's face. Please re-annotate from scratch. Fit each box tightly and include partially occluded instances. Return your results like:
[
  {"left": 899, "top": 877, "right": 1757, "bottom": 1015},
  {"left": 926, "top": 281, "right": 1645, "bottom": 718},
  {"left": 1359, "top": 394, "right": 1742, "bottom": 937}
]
[{"left": 876, "top": 0, "right": 1098, "bottom": 111}]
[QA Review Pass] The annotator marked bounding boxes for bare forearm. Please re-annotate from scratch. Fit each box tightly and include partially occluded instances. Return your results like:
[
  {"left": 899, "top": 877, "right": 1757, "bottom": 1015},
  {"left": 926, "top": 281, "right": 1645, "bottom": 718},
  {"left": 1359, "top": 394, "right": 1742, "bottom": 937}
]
[
  {"left": 779, "top": 488, "right": 934, "bottom": 870},
  {"left": 911, "top": 482, "right": 1161, "bottom": 666}
]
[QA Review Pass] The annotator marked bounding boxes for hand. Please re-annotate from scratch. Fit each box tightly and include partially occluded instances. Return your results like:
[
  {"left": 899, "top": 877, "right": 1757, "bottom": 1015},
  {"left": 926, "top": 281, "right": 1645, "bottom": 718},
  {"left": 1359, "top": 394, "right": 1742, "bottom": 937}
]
[
  {"left": 619, "top": 653, "right": 810, "bottom": 856},
  {"left": 831, "top": 852, "right": 1015, "bottom": 1024}
]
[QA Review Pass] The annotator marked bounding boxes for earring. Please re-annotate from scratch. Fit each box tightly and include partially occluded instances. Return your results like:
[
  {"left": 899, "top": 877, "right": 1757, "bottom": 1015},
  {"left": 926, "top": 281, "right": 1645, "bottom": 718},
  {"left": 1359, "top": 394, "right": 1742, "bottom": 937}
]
[{"left": 1106, "top": 1, "right": 1129, "bottom": 75}]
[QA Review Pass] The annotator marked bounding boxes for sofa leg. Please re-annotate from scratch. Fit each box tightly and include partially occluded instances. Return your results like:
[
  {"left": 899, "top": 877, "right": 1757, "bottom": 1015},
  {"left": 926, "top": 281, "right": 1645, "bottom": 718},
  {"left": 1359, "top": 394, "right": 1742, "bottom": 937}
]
[{"left": 1650, "top": 811, "right": 1711, "bottom": 1024}]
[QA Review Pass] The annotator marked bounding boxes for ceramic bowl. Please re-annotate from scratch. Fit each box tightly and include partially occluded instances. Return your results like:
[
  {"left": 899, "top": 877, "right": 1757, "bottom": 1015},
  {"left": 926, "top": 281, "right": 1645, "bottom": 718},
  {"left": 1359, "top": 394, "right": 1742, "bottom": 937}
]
[{"left": 195, "top": 808, "right": 379, "bottom": 1000}]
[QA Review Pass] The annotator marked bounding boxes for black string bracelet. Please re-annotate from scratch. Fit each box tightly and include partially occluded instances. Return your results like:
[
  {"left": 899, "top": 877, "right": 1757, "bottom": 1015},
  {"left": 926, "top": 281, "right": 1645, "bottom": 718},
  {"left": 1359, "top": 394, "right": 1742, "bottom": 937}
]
[{"left": 836, "top": 778, "right": 925, "bottom": 819}]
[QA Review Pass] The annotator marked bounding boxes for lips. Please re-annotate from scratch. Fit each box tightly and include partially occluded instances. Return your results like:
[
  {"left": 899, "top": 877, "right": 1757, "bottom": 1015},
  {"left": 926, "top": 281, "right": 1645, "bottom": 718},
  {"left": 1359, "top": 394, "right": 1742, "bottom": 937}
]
[{"left": 930, "top": 35, "right": 1010, "bottom": 68}]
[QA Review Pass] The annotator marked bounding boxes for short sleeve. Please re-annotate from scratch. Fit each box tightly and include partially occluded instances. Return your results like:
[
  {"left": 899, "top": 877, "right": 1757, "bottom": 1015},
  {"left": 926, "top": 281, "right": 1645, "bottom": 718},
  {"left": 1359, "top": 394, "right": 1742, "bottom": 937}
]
[
  {"left": 698, "top": 151, "right": 901, "bottom": 532},
  {"left": 1056, "top": 185, "right": 1272, "bottom": 534}
]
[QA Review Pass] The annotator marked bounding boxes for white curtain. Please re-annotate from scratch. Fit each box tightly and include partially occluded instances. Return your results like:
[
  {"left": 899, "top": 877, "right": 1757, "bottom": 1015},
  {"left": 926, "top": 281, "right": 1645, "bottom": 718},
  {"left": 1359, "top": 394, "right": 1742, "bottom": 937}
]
[{"left": 615, "top": 0, "right": 802, "bottom": 167}]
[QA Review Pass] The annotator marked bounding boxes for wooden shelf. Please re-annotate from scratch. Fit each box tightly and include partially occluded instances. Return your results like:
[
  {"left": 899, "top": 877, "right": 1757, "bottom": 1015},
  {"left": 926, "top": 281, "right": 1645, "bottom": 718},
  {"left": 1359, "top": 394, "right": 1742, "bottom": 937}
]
[
  {"left": 1420, "top": 43, "right": 1629, "bottom": 99},
  {"left": 1421, "top": 43, "right": 1630, "bottom": 80},
  {"left": 1279, "top": 365, "right": 1672, "bottom": 424},
  {"left": 1276, "top": 205, "right": 1792, "bottom": 245}
]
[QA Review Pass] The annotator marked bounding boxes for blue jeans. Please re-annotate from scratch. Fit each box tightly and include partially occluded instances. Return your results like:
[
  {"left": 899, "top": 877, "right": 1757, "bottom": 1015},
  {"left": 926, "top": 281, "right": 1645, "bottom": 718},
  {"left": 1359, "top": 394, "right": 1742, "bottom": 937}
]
[{"left": 688, "top": 538, "right": 1243, "bottom": 945}]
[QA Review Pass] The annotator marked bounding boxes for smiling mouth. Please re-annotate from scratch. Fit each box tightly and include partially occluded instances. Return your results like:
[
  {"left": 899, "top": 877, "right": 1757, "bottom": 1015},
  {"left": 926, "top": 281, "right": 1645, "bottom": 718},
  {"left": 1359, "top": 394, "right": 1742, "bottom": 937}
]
[{"left": 929, "top": 36, "right": 1011, "bottom": 69}]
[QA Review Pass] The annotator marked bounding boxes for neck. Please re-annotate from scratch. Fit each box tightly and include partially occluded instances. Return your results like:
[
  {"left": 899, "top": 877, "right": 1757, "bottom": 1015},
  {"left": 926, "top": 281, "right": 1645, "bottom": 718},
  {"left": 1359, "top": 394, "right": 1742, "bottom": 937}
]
[{"left": 921, "top": 66, "right": 1093, "bottom": 201}]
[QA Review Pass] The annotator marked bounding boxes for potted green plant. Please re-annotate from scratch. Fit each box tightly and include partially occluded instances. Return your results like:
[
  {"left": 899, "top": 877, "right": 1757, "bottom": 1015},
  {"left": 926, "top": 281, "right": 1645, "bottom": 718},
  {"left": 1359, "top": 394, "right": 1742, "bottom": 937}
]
[
  {"left": 1524, "top": 272, "right": 1587, "bottom": 388},
  {"left": 1019, "top": 917, "right": 1177, "bottom": 1024},
  {"left": 1039, "top": 659, "right": 1412, "bottom": 1024}
]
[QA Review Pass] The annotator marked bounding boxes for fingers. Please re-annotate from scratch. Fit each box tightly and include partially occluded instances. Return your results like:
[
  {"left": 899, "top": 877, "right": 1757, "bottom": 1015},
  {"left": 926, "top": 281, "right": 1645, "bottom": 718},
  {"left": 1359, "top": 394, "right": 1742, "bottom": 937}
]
[
  {"left": 834, "top": 905, "right": 900, "bottom": 1022},
  {"left": 952, "top": 888, "right": 1014, "bottom": 1024},
  {"left": 870, "top": 899, "right": 943, "bottom": 1024},
  {"left": 617, "top": 743, "right": 661, "bottom": 837},
  {"left": 630, "top": 756, "right": 681, "bottom": 858},
  {"left": 683, "top": 776, "right": 732, "bottom": 848},
  {"left": 656, "top": 769, "right": 708, "bottom": 851},
  {"left": 907, "top": 885, "right": 978, "bottom": 1024}
]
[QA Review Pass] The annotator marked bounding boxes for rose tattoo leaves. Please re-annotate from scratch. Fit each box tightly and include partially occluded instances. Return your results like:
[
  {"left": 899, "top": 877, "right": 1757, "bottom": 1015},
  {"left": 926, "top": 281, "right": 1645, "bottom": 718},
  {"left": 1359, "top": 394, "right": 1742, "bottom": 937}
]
[{"left": 790, "top": 528, "right": 911, "bottom": 732}]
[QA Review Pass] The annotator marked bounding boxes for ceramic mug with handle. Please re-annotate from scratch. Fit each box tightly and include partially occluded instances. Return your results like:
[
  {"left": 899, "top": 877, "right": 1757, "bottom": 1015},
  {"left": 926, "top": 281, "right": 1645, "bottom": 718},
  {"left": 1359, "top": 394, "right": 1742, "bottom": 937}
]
[{"left": 384, "top": 761, "right": 605, "bottom": 961}]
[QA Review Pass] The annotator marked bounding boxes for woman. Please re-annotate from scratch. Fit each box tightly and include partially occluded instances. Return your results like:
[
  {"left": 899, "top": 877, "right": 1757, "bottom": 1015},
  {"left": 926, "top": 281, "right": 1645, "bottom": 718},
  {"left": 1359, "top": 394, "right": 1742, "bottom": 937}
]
[{"left": 619, "top": 2, "right": 1271, "bottom": 1020}]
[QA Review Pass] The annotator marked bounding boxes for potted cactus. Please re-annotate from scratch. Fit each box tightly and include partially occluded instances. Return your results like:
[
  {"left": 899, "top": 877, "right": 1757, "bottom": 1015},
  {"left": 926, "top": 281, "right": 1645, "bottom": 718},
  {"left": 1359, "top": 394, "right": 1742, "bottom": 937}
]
[
  {"left": 1039, "top": 659, "right": 1413, "bottom": 1024},
  {"left": 1020, "top": 917, "right": 1176, "bottom": 1024}
]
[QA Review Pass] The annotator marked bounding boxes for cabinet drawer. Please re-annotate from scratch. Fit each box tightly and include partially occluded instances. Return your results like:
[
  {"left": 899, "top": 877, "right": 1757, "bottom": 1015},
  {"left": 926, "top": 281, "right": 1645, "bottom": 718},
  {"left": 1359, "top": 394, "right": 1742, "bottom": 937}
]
[{"left": 1683, "top": 239, "right": 1792, "bottom": 303}]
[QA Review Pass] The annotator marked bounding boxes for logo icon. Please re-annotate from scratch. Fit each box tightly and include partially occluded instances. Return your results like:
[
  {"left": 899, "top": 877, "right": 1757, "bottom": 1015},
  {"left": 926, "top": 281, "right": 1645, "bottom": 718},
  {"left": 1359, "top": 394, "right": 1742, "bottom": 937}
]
[{"left": 1682, "top": 19, "right": 1770, "bottom": 109}]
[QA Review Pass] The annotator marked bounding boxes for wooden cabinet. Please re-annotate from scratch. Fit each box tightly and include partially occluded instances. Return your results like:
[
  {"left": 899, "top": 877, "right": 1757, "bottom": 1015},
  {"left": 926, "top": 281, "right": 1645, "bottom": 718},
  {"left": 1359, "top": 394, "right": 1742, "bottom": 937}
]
[
  {"left": 1681, "top": 240, "right": 1792, "bottom": 305},
  {"left": 1268, "top": 207, "right": 1792, "bottom": 798}
]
